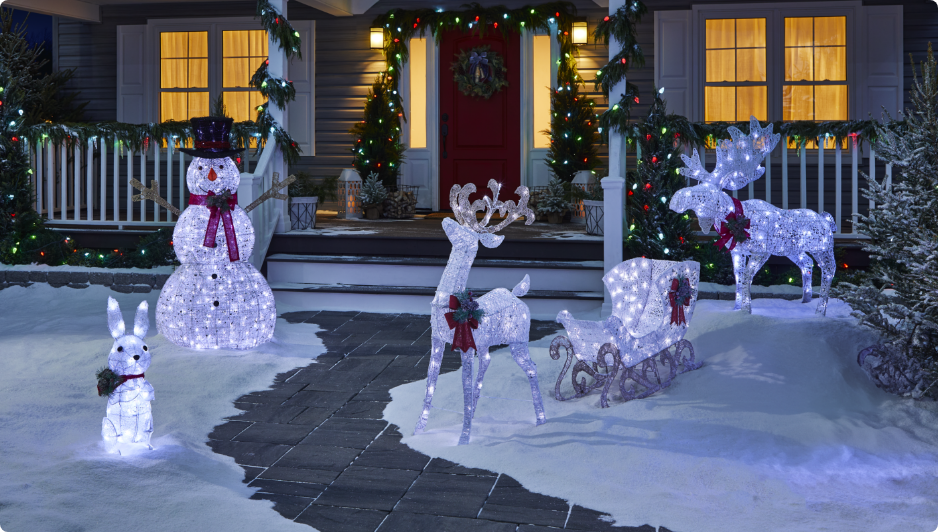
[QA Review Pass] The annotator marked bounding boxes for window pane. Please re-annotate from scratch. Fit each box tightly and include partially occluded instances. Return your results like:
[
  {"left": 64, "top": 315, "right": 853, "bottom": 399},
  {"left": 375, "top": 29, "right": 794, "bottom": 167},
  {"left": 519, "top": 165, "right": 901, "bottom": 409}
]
[
  {"left": 223, "top": 91, "right": 250, "bottom": 122},
  {"left": 706, "top": 19, "right": 735, "bottom": 49},
  {"left": 224, "top": 30, "right": 248, "bottom": 57},
  {"left": 815, "top": 85, "right": 848, "bottom": 120},
  {"left": 160, "top": 92, "right": 187, "bottom": 122},
  {"left": 814, "top": 17, "right": 845, "bottom": 46},
  {"left": 223, "top": 58, "right": 251, "bottom": 88},
  {"left": 706, "top": 49, "right": 736, "bottom": 82},
  {"left": 736, "top": 48, "right": 765, "bottom": 82},
  {"left": 249, "top": 92, "right": 266, "bottom": 116},
  {"left": 785, "top": 18, "right": 813, "bottom": 48},
  {"left": 160, "top": 32, "right": 188, "bottom": 59},
  {"left": 815, "top": 46, "right": 846, "bottom": 81},
  {"left": 161, "top": 59, "right": 187, "bottom": 89},
  {"left": 737, "top": 86, "right": 767, "bottom": 121},
  {"left": 736, "top": 18, "right": 765, "bottom": 48},
  {"left": 785, "top": 47, "right": 813, "bottom": 81},
  {"left": 410, "top": 38, "right": 428, "bottom": 149},
  {"left": 189, "top": 92, "right": 209, "bottom": 118},
  {"left": 783, "top": 85, "right": 814, "bottom": 120},
  {"left": 249, "top": 30, "right": 268, "bottom": 57},
  {"left": 188, "top": 58, "right": 208, "bottom": 88},
  {"left": 189, "top": 32, "right": 207, "bottom": 57},
  {"left": 705, "top": 86, "right": 736, "bottom": 122}
]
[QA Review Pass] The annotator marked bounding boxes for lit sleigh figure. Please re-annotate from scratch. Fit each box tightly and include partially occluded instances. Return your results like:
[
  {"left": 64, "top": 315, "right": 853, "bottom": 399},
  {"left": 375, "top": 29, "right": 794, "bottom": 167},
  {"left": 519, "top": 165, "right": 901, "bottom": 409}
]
[
  {"left": 414, "top": 180, "right": 546, "bottom": 445},
  {"left": 154, "top": 117, "right": 277, "bottom": 349},
  {"left": 669, "top": 117, "right": 837, "bottom": 315}
]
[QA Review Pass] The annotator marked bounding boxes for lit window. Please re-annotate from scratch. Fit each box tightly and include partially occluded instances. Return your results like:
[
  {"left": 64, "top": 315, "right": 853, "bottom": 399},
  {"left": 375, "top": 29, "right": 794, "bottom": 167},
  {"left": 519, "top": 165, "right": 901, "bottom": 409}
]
[
  {"left": 704, "top": 18, "right": 767, "bottom": 122},
  {"left": 533, "top": 34, "right": 551, "bottom": 149},
  {"left": 222, "top": 30, "right": 268, "bottom": 124},
  {"left": 160, "top": 31, "right": 209, "bottom": 122},
  {"left": 409, "top": 38, "right": 427, "bottom": 149},
  {"left": 783, "top": 17, "right": 847, "bottom": 122}
]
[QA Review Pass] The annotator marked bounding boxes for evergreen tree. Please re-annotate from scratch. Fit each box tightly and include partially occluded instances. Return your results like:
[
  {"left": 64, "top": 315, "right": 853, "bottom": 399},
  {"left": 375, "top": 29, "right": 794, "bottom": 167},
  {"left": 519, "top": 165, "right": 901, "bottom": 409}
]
[
  {"left": 547, "top": 81, "right": 599, "bottom": 182},
  {"left": 834, "top": 45, "right": 938, "bottom": 399},
  {"left": 626, "top": 89, "right": 694, "bottom": 260},
  {"left": 350, "top": 76, "right": 405, "bottom": 189},
  {"left": 537, "top": 177, "right": 571, "bottom": 216}
]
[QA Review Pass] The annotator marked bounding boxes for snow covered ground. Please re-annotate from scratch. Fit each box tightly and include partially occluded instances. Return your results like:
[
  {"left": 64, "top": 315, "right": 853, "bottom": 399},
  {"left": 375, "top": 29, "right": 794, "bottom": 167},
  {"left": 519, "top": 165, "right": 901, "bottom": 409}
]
[
  {"left": 0, "top": 284, "right": 324, "bottom": 532},
  {"left": 385, "top": 298, "right": 938, "bottom": 532}
]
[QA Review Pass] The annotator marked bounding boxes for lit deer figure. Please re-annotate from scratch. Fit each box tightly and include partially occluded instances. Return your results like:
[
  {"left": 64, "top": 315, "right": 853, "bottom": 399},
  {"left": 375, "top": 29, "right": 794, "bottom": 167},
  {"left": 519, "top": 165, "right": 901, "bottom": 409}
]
[
  {"left": 669, "top": 117, "right": 837, "bottom": 315},
  {"left": 414, "top": 180, "right": 546, "bottom": 445}
]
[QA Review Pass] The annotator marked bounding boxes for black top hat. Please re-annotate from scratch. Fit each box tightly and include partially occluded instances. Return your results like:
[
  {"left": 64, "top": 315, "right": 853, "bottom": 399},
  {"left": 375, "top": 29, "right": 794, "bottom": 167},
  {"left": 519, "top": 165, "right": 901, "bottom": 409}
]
[{"left": 179, "top": 117, "right": 245, "bottom": 159}]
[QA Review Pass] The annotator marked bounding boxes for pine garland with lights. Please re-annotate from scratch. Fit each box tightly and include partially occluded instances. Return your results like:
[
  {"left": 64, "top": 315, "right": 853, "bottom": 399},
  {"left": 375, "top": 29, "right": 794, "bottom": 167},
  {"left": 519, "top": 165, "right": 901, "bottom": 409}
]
[
  {"left": 626, "top": 89, "right": 694, "bottom": 260},
  {"left": 350, "top": 77, "right": 405, "bottom": 188},
  {"left": 250, "top": 61, "right": 295, "bottom": 109},
  {"left": 593, "top": 0, "right": 646, "bottom": 136}
]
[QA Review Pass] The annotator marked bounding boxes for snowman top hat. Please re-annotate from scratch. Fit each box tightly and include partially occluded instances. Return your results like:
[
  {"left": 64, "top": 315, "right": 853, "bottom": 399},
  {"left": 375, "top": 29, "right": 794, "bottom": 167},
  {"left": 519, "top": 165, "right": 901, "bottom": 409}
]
[{"left": 179, "top": 117, "right": 245, "bottom": 159}]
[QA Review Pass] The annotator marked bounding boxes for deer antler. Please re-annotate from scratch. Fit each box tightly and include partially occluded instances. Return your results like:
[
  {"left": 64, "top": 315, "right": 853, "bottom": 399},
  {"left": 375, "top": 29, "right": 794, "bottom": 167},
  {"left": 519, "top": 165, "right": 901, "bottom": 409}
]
[{"left": 449, "top": 179, "right": 535, "bottom": 234}]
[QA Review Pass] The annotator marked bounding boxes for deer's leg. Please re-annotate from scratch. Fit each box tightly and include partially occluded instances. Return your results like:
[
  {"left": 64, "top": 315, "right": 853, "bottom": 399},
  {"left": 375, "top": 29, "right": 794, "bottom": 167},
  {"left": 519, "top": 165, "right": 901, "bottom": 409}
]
[
  {"left": 472, "top": 345, "right": 491, "bottom": 413},
  {"left": 414, "top": 337, "right": 446, "bottom": 435},
  {"left": 788, "top": 252, "right": 815, "bottom": 303},
  {"left": 511, "top": 342, "right": 547, "bottom": 426},
  {"left": 458, "top": 348, "right": 476, "bottom": 445},
  {"left": 731, "top": 251, "right": 750, "bottom": 312},
  {"left": 811, "top": 247, "right": 836, "bottom": 316}
]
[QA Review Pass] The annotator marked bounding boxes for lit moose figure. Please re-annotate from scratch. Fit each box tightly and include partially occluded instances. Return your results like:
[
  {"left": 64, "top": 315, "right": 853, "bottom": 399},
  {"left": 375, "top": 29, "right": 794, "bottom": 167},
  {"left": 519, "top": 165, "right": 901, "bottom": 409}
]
[
  {"left": 102, "top": 297, "right": 155, "bottom": 451},
  {"left": 154, "top": 117, "right": 277, "bottom": 349},
  {"left": 669, "top": 117, "right": 837, "bottom": 315},
  {"left": 414, "top": 180, "right": 546, "bottom": 445}
]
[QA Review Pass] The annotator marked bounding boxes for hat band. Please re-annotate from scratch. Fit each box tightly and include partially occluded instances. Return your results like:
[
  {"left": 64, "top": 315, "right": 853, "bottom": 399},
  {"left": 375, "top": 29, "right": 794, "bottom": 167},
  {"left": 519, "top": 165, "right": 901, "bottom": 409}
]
[{"left": 195, "top": 140, "right": 231, "bottom": 150}]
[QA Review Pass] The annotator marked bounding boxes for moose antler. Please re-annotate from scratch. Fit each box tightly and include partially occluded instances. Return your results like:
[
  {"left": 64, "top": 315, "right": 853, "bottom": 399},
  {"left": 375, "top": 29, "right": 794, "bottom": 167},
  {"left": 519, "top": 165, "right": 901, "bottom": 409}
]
[
  {"left": 450, "top": 179, "right": 535, "bottom": 234},
  {"left": 680, "top": 116, "right": 781, "bottom": 191}
]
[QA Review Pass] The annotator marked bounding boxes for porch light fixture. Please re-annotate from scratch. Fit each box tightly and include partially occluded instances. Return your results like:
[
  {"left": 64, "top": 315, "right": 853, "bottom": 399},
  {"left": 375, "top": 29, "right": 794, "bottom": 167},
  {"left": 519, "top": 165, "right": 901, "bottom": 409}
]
[
  {"left": 571, "top": 21, "right": 588, "bottom": 45},
  {"left": 370, "top": 27, "right": 384, "bottom": 49}
]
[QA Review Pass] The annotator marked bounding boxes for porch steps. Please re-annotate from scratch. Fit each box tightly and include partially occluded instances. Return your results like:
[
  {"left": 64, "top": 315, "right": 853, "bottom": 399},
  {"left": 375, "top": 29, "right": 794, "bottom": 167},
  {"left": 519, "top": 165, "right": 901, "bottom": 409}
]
[{"left": 266, "top": 254, "right": 604, "bottom": 318}]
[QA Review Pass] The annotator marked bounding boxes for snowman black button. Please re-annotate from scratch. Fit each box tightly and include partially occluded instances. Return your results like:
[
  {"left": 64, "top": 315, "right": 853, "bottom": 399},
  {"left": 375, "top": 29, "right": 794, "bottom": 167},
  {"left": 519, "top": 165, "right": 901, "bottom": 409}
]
[
  {"left": 211, "top": 273, "right": 218, "bottom": 280},
  {"left": 213, "top": 301, "right": 220, "bottom": 307}
]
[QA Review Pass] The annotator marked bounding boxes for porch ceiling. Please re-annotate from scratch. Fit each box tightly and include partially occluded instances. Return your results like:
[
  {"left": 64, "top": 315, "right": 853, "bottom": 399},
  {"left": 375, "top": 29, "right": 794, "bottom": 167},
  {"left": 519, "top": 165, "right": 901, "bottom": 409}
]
[{"left": 5, "top": 0, "right": 379, "bottom": 21}]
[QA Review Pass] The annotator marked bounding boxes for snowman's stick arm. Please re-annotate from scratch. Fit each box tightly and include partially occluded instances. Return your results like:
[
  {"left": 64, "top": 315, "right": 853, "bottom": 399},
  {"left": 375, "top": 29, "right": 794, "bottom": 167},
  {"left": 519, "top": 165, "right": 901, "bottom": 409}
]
[
  {"left": 130, "top": 179, "right": 182, "bottom": 217},
  {"left": 243, "top": 173, "right": 296, "bottom": 213}
]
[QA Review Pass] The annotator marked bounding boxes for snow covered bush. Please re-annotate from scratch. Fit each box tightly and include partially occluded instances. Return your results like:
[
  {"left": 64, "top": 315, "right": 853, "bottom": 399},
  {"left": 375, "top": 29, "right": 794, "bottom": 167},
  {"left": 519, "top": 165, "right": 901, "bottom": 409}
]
[
  {"left": 537, "top": 178, "right": 572, "bottom": 215},
  {"left": 834, "top": 44, "right": 938, "bottom": 400},
  {"left": 358, "top": 173, "right": 388, "bottom": 207}
]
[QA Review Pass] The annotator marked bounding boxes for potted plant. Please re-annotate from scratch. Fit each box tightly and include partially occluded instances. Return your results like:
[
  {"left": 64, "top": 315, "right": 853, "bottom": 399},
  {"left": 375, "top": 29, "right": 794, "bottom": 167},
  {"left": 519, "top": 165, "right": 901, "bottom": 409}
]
[
  {"left": 537, "top": 178, "right": 571, "bottom": 224},
  {"left": 288, "top": 173, "right": 339, "bottom": 230},
  {"left": 358, "top": 173, "right": 388, "bottom": 220}
]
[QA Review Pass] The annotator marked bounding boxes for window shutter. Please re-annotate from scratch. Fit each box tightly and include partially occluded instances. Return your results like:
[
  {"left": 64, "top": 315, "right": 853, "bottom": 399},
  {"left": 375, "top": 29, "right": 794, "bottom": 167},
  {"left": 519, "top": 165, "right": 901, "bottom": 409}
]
[
  {"left": 288, "top": 20, "right": 315, "bottom": 156},
  {"left": 654, "top": 10, "right": 693, "bottom": 119},
  {"left": 116, "top": 25, "right": 148, "bottom": 124},
  {"left": 857, "top": 6, "right": 903, "bottom": 121}
]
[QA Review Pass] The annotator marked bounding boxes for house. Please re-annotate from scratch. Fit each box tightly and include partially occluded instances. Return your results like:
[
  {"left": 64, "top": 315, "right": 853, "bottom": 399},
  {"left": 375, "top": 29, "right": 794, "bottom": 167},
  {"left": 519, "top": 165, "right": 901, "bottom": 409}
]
[{"left": 7, "top": 0, "right": 933, "bottom": 214}]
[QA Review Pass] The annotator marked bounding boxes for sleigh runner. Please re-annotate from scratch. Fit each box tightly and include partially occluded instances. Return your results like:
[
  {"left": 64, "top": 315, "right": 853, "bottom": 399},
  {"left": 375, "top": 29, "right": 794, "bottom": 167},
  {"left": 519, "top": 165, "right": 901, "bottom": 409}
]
[{"left": 552, "top": 258, "right": 702, "bottom": 407}]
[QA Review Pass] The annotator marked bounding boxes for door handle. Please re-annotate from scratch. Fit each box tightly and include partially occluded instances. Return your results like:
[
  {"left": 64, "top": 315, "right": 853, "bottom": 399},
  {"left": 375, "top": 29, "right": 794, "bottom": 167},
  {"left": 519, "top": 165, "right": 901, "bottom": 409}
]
[{"left": 441, "top": 113, "right": 449, "bottom": 159}]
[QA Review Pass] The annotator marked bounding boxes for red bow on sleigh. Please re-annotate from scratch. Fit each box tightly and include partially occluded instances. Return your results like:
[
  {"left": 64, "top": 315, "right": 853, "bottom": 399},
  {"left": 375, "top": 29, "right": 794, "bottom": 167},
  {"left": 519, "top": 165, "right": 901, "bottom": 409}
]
[
  {"left": 714, "top": 198, "right": 750, "bottom": 252},
  {"left": 444, "top": 295, "right": 479, "bottom": 352},
  {"left": 189, "top": 191, "right": 240, "bottom": 262},
  {"left": 668, "top": 278, "right": 691, "bottom": 326}
]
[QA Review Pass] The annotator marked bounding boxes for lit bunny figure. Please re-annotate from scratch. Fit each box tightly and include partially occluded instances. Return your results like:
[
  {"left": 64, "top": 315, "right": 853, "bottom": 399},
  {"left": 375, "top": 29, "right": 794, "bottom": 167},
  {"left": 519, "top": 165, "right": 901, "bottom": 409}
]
[
  {"left": 156, "top": 117, "right": 276, "bottom": 350},
  {"left": 102, "top": 297, "right": 154, "bottom": 451}
]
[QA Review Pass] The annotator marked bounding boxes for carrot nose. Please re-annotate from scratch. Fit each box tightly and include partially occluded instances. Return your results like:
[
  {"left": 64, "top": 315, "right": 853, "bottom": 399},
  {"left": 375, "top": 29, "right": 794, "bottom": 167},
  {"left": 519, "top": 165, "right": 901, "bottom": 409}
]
[{"left": 208, "top": 168, "right": 218, "bottom": 181}]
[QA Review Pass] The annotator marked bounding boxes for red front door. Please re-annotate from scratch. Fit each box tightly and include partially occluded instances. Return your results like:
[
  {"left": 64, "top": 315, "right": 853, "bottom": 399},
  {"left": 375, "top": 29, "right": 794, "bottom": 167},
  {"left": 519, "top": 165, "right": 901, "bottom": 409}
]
[{"left": 439, "top": 29, "right": 521, "bottom": 208}]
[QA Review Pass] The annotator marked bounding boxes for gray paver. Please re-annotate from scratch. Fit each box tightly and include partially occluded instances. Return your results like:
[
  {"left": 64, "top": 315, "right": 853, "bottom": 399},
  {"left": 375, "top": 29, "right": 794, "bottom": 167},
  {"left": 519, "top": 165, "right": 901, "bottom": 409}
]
[
  {"left": 295, "top": 505, "right": 388, "bottom": 532},
  {"left": 314, "top": 466, "right": 420, "bottom": 511},
  {"left": 394, "top": 472, "right": 496, "bottom": 518},
  {"left": 377, "top": 512, "right": 516, "bottom": 532}
]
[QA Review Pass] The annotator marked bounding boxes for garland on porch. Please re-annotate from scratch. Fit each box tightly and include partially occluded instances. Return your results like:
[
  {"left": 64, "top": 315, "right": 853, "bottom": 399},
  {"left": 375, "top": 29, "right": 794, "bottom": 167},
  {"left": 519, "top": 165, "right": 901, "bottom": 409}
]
[{"left": 593, "top": 0, "right": 646, "bottom": 137}]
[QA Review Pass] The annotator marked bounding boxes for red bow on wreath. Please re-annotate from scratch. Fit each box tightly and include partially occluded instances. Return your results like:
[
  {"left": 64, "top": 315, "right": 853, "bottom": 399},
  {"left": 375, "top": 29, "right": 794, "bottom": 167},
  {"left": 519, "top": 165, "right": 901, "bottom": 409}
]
[
  {"left": 714, "top": 198, "right": 750, "bottom": 252},
  {"left": 444, "top": 295, "right": 479, "bottom": 352},
  {"left": 668, "top": 278, "right": 692, "bottom": 326}
]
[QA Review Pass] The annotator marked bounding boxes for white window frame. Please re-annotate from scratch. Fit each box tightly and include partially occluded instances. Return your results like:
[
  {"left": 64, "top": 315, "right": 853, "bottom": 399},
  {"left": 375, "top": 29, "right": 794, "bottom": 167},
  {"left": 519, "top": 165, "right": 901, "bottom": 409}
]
[{"left": 691, "top": 1, "right": 861, "bottom": 123}]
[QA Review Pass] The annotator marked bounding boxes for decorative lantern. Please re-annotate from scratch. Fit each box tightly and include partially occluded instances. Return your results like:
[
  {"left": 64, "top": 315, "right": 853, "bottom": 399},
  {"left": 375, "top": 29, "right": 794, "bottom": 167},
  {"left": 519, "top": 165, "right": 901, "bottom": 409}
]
[
  {"left": 571, "top": 21, "right": 588, "bottom": 45},
  {"left": 370, "top": 27, "right": 384, "bottom": 49},
  {"left": 337, "top": 168, "right": 362, "bottom": 219}
]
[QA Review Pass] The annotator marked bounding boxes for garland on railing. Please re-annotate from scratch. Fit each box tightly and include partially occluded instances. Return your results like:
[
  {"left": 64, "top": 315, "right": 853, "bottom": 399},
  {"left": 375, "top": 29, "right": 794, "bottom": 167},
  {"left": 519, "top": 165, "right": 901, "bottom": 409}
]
[
  {"left": 256, "top": 0, "right": 302, "bottom": 57},
  {"left": 593, "top": 0, "right": 646, "bottom": 137},
  {"left": 250, "top": 61, "right": 296, "bottom": 109}
]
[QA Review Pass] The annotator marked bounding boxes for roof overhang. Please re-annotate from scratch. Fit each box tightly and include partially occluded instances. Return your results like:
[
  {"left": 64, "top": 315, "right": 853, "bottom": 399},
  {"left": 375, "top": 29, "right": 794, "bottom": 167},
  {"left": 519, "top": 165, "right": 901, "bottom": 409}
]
[{"left": 4, "top": 0, "right": 101, "bottom": 22}]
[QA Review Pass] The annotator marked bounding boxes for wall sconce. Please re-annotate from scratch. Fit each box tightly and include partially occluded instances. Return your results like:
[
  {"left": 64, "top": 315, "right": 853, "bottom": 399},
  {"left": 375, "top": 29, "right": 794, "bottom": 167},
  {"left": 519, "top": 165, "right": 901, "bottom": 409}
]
[
  {"left": 370, "top": 27, "right": 384, "bottom": 49},
  {"left": 572, "top": 21, "right": 588, "bottom": 45}
]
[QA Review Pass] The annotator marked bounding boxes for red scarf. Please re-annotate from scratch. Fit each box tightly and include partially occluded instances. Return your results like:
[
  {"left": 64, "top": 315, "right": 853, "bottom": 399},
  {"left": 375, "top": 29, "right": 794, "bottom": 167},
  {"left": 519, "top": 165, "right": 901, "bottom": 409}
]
[{"left": 189, "top": 192, "right": 240, "bottom": 262}]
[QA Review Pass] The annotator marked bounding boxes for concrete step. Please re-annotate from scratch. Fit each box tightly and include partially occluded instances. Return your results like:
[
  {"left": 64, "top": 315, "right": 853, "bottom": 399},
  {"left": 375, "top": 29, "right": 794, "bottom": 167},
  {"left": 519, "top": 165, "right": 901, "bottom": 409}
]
[
  {"left": 266, "top": 254, "right": 604, "bottom": 292},
  {"left": 269, "top": 281, "right": 603, "bottom": 319}
]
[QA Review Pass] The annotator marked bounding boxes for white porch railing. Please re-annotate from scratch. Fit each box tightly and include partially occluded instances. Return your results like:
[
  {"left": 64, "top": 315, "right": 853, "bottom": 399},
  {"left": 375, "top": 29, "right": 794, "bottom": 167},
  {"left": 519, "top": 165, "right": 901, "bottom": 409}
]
[
  {"left": 625, "top": 135, "right": 890, "bottom": 237},
  {"left": 238, "top": 140, "right": 286, "bottom": 270}
]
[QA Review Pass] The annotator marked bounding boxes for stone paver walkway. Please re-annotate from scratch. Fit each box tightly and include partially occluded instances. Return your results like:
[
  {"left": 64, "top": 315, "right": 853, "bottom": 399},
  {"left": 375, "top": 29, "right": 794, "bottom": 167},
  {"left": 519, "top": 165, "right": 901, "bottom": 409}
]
[{"left": 209, "top": 311, "right": 665, "bottom": 532}]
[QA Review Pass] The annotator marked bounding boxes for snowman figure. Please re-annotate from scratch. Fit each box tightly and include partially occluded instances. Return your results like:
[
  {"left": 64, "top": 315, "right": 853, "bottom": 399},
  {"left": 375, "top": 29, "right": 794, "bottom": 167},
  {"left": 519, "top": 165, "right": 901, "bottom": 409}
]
[{"left": 156, "top": 117, "right": 276, "bottom": 350}]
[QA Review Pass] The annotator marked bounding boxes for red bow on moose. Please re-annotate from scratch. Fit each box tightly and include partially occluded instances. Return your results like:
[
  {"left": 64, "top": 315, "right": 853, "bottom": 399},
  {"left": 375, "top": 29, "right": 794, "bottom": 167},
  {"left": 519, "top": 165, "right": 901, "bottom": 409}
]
[{"left": 714, "top": 198, "right": 750, "bottom": 252}]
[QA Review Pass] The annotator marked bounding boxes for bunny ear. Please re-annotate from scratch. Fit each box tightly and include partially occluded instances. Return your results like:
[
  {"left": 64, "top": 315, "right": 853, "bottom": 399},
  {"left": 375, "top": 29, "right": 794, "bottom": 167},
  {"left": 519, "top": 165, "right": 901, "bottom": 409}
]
[
  {"left": 107, "top": 297, "right": 125, "bottom": 339},
  {"left": 133, "top": 300, "right": 149, "bottom": 338}
]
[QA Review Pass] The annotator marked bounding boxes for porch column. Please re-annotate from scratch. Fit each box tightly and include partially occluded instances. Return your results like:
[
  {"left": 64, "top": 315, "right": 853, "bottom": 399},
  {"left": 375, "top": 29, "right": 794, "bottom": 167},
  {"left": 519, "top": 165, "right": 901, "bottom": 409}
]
[
  {"left": 267, "top": 0, "right": 289, "bottom": 232},
  {"left": 602, "top": 0, "right": 627, "bottom": 317}
]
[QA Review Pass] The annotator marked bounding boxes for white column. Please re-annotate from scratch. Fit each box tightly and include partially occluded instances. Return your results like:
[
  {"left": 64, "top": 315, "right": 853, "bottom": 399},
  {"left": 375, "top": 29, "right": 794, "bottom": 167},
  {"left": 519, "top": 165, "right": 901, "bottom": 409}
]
[
  {"left": 267, "top": 0, "right": 289, "bottom": 233},
  {"left": 602, "top": 175, "right": 624, "bottom": 317}
]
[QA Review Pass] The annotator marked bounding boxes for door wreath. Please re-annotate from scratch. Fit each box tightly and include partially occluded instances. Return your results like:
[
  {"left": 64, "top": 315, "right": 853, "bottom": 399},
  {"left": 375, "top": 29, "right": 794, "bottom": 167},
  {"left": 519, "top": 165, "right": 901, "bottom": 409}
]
[{"left": 451, "top": 45, "right": 509, "bottom": 99}]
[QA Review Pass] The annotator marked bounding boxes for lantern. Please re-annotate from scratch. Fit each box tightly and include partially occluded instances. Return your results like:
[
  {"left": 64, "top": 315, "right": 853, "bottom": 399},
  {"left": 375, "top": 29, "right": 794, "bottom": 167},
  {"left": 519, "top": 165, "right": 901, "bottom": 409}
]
[{"left": 337, "top": 168, "right": 363, "bottom": 219}]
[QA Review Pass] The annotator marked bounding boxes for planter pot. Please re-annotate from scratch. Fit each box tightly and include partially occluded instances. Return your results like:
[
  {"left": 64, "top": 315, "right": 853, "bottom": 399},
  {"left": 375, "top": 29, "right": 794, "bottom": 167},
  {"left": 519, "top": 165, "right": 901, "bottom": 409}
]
[
  {"left": 363, "top": 204, "right": 383, "bottom": 220},
  {"left": 547, "top": 212, "right": 564, "bottom": 224},
  {"left": 584, "top": 199, "right": 604, "bottom": 236},
  {"left": 289, "top": 196, "right": 319, "bottom": 230}
]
